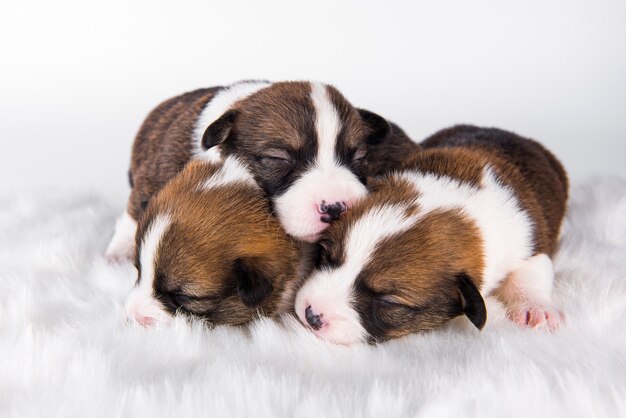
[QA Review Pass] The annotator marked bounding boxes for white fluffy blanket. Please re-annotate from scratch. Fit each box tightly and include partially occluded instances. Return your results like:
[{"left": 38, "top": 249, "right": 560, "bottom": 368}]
[{"left": 1, "top": 179, "right": 625, "bottom": 418}]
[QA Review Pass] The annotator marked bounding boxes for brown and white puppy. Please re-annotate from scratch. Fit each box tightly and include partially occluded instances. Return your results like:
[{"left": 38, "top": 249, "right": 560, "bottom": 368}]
[
  {"left": 124, "top": 156, "right": 305, "bottom": 327},
  {"left": 106, "top": 80, "right": 419, "bottom": 261},
  {"left": 295, "top": 125, "right": 568, "bottom": 344}
]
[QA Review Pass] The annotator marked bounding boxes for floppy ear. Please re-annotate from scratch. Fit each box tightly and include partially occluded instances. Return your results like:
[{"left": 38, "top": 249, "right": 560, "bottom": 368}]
[
  {"left": 201, "top": 110, "right": 238, "bottom": 150},
  {"left": 358, "top": 109, "right": 391, "bottom": 145},
  {"left": 233, "top": 258, "right": 274, "bottom": 308},
  {"left": 456, "top": 273, "right": 487, "bottom": 330}
]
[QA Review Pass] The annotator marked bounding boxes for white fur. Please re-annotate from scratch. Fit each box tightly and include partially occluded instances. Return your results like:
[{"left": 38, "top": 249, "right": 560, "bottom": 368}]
[
  {"left": 199, "top": 156, "right": 257, "bottom": 191},
  {"left": 505, "top": 253, "right": 555, "bottom": 304},
  {"left": 273, "top": 82, "right": 368, "bottom": 241},
  {"left": 1, "top": 179, "right": 625, "bottom": 416},
  {"left": 124, "top": 214, "right": 172, "bottom": 326},
  {"left": 310, "top": 82, "right": 341, "bottom": 168},
  {"left": 192, "top": 80, "right": 272, "bottom": 159},
  {"left": 104, "top": 210, "right": 137, "bottom": 261},
  {"left": 195, "top": 145, "right": 223, "bottom": 164}
]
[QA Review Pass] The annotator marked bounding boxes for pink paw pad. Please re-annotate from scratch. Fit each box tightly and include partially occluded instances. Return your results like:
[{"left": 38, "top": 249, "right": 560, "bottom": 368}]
[{"left": 509, "top": 305, "right": 563, "bottom": 331}]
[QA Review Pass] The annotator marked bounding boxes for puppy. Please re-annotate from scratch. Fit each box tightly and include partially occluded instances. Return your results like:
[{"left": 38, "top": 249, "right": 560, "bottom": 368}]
[
  {"left": 124, "top": 156, "right": 305, "bottom": 327},
  {"left": 295, "top": 125, "right": 568, "bottom": 344},
  {"left": 106, "top": 80, "right": 419, "bottom": 261}
]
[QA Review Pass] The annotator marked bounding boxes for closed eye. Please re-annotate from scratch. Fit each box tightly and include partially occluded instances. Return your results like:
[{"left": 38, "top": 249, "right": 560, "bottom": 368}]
[
  {"left": 373, "top": 294, "right": 424, "bottom": 313},
  {"left": 171, "top": 292, "right": 220, "bottom": 304},
  {"left": 172, "top": 293, "right": 224, "bottom": 318},
  {"left": 259, "top": 148, "right": 295, "bottom": 165},
  {"left": 374, "top": 295, "right": 405, "bottom": 308},
  {"left": 157, "top": 289, "right": 221, "bottom": 314},
  {"left": 261, "top": 156, "right": 293, "bottom": 165},
  {"left": 352, "top": 148, "right": 367, "bottom": 161}
]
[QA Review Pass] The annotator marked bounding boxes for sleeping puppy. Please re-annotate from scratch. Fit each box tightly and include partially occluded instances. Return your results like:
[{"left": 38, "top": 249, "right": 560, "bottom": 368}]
[
  {"left": 294, "top": 125, "right": 568, "bottom": 344},
  {"left": 124, "top": 156, "right": 306, "bottom": 327},
  {"left": 106, "top": 80, "right": 419, "bottom": 261}
]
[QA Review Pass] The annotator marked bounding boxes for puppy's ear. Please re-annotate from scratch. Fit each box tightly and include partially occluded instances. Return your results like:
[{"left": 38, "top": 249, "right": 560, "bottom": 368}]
[
  {"left": 358, "top": 109, "right": 391, "bottom": 145},
  {"left": 233, "top": 258, "right": 274, "bottom": 308},
  {"left": 456, "top": 273, "right": 487, "bottom": 330},
  {"left": 201, "top": 110, "right": 238, "bottom": 150}
]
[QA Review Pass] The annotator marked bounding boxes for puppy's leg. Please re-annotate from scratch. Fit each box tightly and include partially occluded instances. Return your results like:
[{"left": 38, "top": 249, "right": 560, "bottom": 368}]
[
  {"left": 105, "top": 210, "right": 137, "bottom": 263},
  {"left": 496, "top": 254, "right": 563, "bottom": 331}
]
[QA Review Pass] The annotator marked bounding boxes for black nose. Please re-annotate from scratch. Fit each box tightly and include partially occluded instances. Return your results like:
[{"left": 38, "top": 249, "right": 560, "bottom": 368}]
[
  {"left": 319, "top": 201, "right": 347, "bottom": 223},
  {"left": 305, "top": 305, "right": 323, "bottom": 330}
]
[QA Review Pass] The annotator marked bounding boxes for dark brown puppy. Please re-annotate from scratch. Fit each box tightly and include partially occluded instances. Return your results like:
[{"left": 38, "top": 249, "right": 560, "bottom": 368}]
[
  {"left": 295, "top": 125, "right": 568, "bottom": 344},
  {"left": 124, "top": 157, "right": 306, "bottom": 327},
  {"left": 106, "top": 81, "right": 419, "bottom": 261}
]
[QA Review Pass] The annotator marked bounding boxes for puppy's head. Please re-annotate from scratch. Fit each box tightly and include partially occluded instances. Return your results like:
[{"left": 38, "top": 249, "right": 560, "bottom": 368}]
[
  {"left": 294, "top": 177, "right": 487, "bottom": 344},
  {"left": 125, "top": 158, "right": 300, "bottom": 327},
  {"left": 201, "top": 81, "right": 391, "bottom": 242}
]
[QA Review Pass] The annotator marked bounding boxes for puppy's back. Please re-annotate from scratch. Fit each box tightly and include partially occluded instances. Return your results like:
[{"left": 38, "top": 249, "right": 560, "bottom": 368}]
[
  {"left": 127, "top": 87, "right": 222, "bottom": 219},
  {"left": 418, "top": 125, "right": 568, "bottom": 255},
  {"left": 366, "top": 122, "right": 421, "bottom": 176}
]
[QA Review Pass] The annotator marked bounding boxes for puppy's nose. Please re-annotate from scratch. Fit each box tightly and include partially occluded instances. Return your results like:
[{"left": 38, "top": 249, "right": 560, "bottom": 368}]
[
  {"left": 133, "top": 312, "right": 157, "bottom": 328},
  {"left": 305, "top": 305, "right": 324, "bottom": 330},
  {"left": 318, "top": 201, "right": 347, "bottom": 223}
]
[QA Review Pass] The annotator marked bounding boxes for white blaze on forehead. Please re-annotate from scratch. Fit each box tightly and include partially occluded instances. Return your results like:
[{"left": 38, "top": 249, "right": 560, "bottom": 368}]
[
  {"left": 139, "top": 214, "right": 172, "bottom": 290},
  {"left": 199, "top": 156, "right": 257, "bottom": 191},
  {"left": 343, "top": 204, "right": 420, "bottom": 273},
  {"left": 310, "top": 82, "right": 342, "bottom": 167},
  {"left": 124, "top": 214, "right": 172, "bottom": 323},
  {"left": 272, "top": 82, "right": 367, "bottom": 241},
  {"left": 193, "top": 80, "right": 272, "bottom": 158}
]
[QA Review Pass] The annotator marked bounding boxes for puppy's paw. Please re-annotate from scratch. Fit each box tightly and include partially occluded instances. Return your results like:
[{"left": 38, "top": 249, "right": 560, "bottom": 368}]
[
  {"left": 105, "top": 210, "right": 137, "bottom": 264},
  {"left": 105, "top": 239, "right": 135, "bottom": 263},
  {"left": 508, "top": 303, "right": 563, "bottom": 331},
  {"left": 105, "top": 248, "right": 133, "bottom": 264}
]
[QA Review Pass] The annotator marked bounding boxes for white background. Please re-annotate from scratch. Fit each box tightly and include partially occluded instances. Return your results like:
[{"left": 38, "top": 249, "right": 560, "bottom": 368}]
[{"left": 1, "top": 0, "right": 625, "bottom": 204}]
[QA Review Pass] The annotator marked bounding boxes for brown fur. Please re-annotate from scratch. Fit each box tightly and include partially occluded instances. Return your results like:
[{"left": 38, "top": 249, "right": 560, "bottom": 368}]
[
  {"left": 366, "top": 122, "right": 422, "bottom": 177},
  {"left": 135, "top": 160, "right": 304, "bottom": 325}
]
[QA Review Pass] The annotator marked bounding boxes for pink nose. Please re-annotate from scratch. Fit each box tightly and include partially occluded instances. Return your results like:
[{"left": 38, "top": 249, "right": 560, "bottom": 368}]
[
  {"left": 317, "top": 201, "right": 347, "bottom": 223},
  {"left": 133, "top": 311, "right": 157, "bottom": 328}
]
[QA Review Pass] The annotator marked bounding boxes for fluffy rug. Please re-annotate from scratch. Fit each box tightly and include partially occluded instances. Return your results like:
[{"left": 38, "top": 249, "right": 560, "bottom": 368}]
[{"left": 1, "top": 178, "right": 625, "bottom": 418}]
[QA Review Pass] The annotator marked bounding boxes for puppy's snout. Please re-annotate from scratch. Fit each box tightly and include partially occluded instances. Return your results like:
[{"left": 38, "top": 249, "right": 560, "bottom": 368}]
[
  {"left": 134, "top": 312, "right": 157, "bottom": 328},
  {"left": 305, "top": 305, "right": 324, "bottom": 330},
  {"left": 318, "top": 201, "right": 347, "bottom": 223},
  {"left": 125, "top": 290, "right": 166, "bottom": 328}
]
